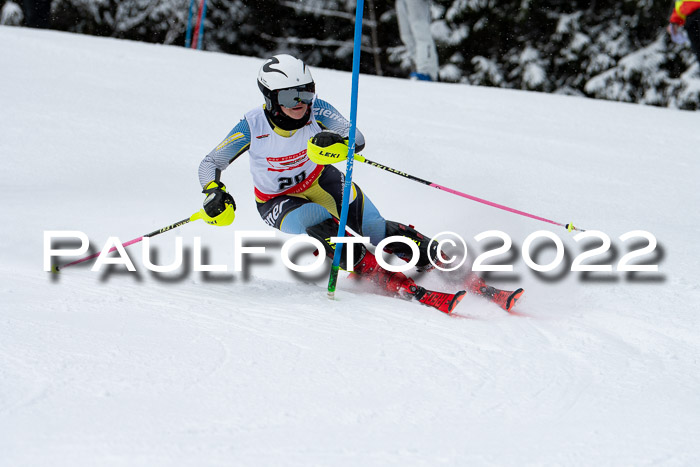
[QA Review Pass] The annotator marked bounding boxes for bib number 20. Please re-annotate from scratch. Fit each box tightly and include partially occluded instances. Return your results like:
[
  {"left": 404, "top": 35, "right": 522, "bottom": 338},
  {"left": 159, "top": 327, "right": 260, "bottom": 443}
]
[{"left": 278, "top": 171, "right": 307, "bottom": 190}]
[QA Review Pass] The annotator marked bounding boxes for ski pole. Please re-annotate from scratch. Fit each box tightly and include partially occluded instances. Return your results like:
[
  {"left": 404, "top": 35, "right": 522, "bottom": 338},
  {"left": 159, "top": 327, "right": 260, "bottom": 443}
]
[
  {"left": 354, "top": 155, "right": 585, "bottom": 232},
  {"left": 53, "top": 211, "right": 203, "bottom": 272}
]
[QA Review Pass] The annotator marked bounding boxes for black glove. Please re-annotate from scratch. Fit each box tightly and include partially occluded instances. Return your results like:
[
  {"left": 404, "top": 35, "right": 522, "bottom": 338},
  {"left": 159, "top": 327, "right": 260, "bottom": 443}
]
[
  {"left": 311, "top": 131, "right": 346, "bottom": 148},
  {"left": 202, "top": 181, "right": 236, "bottom": 217}
]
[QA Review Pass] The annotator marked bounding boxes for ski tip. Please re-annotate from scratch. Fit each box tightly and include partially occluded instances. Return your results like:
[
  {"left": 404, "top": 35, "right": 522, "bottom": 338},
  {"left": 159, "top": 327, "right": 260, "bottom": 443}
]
[
  {"left": 448, "top": 290, "right": 467, "bottom": 313},
  {"left": 505, "top": 288, "right": 524, "bottom": 312}
]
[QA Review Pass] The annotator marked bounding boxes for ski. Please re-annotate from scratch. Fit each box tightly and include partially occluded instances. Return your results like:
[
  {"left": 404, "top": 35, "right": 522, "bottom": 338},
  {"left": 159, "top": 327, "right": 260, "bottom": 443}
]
[
  {"left": 465, "top": 274, "right": 524, "bottom": 312},
  {"left": 380, "top": 230, "right": 525, "bottom": 313},
  {"left": 414, "top": 287, "right": 467, "bottom": 314},
  {"left": 415, "top": 257, "right": 525, "bottom": 312},
  {"left": 318, "top": 226, "right": 512, "bottom": 315}
]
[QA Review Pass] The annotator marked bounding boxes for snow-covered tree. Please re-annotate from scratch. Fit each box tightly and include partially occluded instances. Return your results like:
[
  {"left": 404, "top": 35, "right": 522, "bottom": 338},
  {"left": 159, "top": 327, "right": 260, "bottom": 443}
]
[{"left": 8, "top": 0, "right": 696, "bottom": 108}]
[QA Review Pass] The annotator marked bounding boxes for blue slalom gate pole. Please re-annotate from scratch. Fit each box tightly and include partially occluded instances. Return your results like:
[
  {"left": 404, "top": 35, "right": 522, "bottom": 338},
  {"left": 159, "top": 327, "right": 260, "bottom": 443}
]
[
  {"left": 327, "top": 0, "right": 365, "bottom": 298},
  {"left": 185, "top": 0, "right": 195, "bottom": 48}
]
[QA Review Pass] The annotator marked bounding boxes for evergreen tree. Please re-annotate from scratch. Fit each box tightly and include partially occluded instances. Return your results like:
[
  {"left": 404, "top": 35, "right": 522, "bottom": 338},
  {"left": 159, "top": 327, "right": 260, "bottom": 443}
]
[{"left": 8, "top": 0, "right": 697, "bottom": 108}]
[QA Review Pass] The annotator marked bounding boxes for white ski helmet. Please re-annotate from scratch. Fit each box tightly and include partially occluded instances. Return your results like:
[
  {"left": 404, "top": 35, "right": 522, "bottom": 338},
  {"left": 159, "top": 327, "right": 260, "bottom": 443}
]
[{"left": 257, "top": 54, "right": 315, "bottom": 112}]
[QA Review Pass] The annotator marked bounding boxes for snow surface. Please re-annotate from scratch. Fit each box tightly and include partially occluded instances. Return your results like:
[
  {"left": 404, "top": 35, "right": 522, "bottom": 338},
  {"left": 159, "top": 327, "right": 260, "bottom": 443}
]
[{"left": 2, "top": 26, "right": 700, "bottom": 466}]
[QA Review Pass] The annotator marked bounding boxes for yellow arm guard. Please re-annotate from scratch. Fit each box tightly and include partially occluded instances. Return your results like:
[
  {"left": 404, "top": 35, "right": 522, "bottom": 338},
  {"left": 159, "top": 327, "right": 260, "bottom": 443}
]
[{"left": 307, "top": 138, "right": 351, "bottom": 165}]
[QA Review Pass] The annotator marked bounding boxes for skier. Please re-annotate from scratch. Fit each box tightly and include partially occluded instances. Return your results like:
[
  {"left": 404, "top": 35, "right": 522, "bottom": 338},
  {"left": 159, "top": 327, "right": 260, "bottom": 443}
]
[
  {"left": 197, "top": 54, "right": 521, "bottom": 313},
  {"left": 396, "top": 0, "right": 439, "bottom": 81},
  {"left": 667, "top": 0, "right": 700, "bottom": 65}
]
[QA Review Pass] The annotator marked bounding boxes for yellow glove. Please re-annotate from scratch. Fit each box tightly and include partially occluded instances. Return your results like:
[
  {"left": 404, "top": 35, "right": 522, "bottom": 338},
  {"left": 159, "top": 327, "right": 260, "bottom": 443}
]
[{"left": 200, "top": 180, "right": 236, "bottom": 226}]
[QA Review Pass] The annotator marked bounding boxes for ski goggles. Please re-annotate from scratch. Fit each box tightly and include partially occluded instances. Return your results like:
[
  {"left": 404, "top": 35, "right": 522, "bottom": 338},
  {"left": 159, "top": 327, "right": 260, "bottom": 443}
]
[{"left": 276, "top": 83, "right": 316, "bottom": 108}]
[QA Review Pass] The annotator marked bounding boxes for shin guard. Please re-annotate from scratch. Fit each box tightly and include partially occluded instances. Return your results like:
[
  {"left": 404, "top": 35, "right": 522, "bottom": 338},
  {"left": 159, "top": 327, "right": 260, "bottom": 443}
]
[
  {"left": 383, "top": 221, "right": 440, "bottom": 271},
  {"left": 306, "top": 218, "right": 367, "bottom": 270}
]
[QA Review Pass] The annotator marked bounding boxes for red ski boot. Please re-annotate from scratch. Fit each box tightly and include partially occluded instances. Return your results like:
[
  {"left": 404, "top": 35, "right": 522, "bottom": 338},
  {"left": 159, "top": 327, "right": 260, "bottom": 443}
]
[
  {"left": 466, "top": 274, "right": 524, "bottom": 312},
  {"left": 354, "top": 250, "right": 466, "bottom": 314},
  {"left": 305, "top": 218, "right": 466, "bottom": 314}
]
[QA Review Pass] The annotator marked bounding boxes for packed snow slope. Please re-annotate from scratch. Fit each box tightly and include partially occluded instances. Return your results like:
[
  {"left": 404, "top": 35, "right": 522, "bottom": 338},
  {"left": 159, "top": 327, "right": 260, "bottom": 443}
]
[{"left": 1, "top": 27, "right": 699, "bottom": 466}]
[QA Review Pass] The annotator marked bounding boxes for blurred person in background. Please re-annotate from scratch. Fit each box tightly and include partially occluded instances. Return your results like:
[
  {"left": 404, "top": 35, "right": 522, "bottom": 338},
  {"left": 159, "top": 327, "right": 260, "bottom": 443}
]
[
  {"left": 667, "top": 0, "right": 700, "bottom": 65},
  {"left": 396, "top": 0, "right": 439, "bottom": 81}
]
